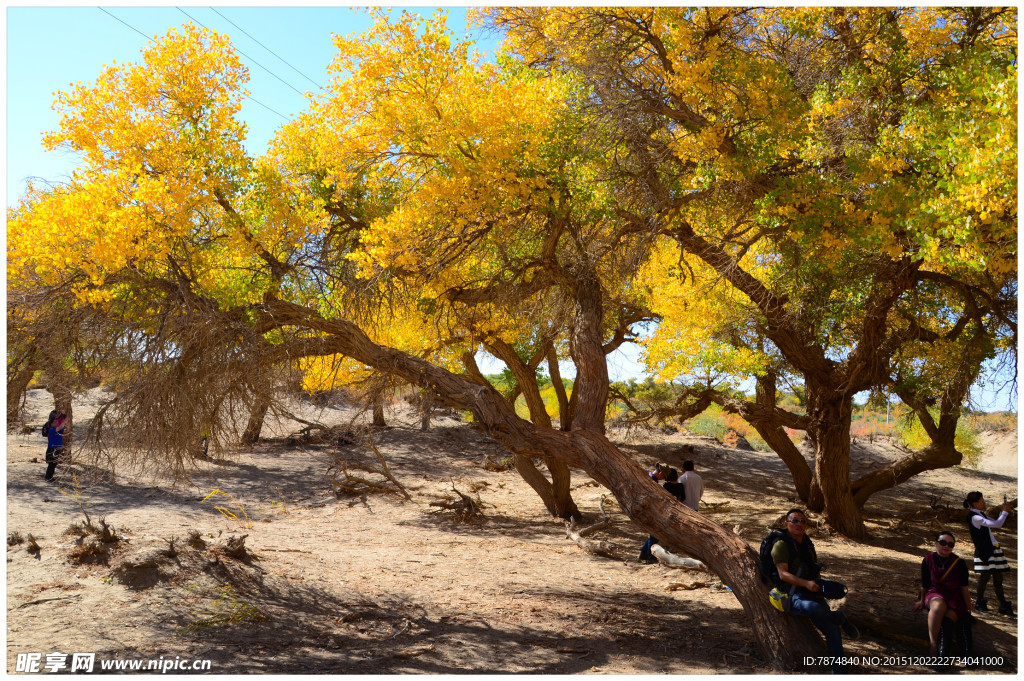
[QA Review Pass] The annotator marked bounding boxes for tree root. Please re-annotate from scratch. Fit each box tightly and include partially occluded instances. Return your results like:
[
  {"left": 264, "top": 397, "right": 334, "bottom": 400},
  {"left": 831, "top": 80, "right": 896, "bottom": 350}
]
[
  {"left": 429, "top": 479, "right": 484, "bottom": 521},
  {"left": 565, "top": 495, "right": 617, "bottom": 557},
  {"left": 651, "top": 544, "right": 706, "bottom": 570}
]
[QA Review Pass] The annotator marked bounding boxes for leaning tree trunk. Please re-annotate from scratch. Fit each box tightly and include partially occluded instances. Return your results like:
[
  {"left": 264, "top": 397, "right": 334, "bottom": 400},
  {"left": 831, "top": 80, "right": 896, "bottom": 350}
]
[
  {"left": 513, "top": 453, "right": 560, "bottom": 517},
  {"left": 746, "top": 375, "right": 816, "bottom": 503},
  {"left": 241, "top": 400, "right": 269, "bottom": 445},
  {"left": 565, "top": 429, "right": 823, "bottom": 668},
  {"left": 851, "top": 404, "right": 963, "bottom": 508},
  {"left": 751, "top": 420, "right": 815, "bottom": 503}
]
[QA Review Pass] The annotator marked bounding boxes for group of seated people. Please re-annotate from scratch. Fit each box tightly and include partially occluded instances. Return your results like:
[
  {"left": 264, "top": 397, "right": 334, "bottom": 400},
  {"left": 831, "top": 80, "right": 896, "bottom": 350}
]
[{"left": 638, "top": 458, "right": 1013, "bottom": 673}]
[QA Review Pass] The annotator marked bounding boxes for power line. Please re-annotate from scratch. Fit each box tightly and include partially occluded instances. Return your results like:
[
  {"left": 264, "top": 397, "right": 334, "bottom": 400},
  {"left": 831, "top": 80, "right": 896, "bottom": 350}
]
[
  {"left": 210, "top": 7, "right": 322, "bottom": 89},
  {"left": 99, "top": 7, "right": 292, "bottom": 122},
  {"left": 98, "top": 7, "right": 150, "bottom": 41},
  {"left": 177, "top": 7, "right": 307, "bottom": 100}
]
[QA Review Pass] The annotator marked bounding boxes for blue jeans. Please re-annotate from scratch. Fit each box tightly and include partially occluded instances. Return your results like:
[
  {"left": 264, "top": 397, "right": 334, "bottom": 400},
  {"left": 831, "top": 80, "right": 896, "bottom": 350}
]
[{"left": 790, "top": 591, "right": 847, "bottom": 672}]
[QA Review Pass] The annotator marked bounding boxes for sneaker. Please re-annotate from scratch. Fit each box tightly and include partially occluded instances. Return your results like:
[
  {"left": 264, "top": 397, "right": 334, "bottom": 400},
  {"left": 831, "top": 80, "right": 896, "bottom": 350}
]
[
  {"left": 841, "top": 619, "right": 860, "bottom": 640},
  {"left": 997, "top": 600, "right": 1016, "bottom": 619},
  {"left": 975, "top": 598, "right": 989, "bottom": 614}
]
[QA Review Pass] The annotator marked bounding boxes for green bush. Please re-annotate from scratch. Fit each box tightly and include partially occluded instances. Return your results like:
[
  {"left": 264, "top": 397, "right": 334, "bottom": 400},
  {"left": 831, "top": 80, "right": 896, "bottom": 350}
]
[
  {"left": 898, "top": 411, "right": 985, "bottom": 469},
  {"left": 684, "top": 403, "right": 728, "bottom": 440}
]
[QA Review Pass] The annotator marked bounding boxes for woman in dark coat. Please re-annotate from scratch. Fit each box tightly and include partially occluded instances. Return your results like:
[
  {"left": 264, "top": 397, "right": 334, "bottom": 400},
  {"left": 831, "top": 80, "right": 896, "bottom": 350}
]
[{"left": 912, "top": 531, "right": 971, "bottom": 659}]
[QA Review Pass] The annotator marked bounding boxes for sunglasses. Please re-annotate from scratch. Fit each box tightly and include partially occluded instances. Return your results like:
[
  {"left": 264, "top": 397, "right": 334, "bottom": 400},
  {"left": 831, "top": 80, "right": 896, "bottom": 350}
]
[
  {"left": 787, "top": 519, "right": 806, "bottom": 525},
  {"left": 937, "top": 539, "right": 955, "bottom": 547}
]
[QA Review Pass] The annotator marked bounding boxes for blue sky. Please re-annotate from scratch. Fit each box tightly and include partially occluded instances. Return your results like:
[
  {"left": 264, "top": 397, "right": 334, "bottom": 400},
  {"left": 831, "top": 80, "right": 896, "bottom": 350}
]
[{"left": 5, "top": 5, "right": 494, "bottom": 204}]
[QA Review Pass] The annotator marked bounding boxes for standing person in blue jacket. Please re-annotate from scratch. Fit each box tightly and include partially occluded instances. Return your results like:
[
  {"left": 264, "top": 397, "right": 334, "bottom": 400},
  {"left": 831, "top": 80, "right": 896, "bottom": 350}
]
[
  {"left": 964, "top": 491, "right": 1015, "bottom": 618},
  {"left": 44, "top": 411, "right": 68, "bottom": 482}
]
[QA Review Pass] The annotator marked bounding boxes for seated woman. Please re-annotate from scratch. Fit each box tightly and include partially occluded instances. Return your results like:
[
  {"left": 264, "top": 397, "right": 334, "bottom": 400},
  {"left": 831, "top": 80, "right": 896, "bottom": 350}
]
[{"left": 912, "top": 531, "right": 972, "bottom": 660}]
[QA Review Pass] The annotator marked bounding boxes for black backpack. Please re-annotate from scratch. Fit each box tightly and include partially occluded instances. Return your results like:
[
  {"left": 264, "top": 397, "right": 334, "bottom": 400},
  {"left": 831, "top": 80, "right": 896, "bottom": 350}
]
[
  {"left": 41, "top": 410, "right": 59, "bottom": 438},
  {"left": 663, "top": 481, "right": 686, "bottom": 502},
  {"left": 759, "top": 529, "right": 796, "bottom": 586},
  {"left": 41, "top": 411, "right": 55, "bottom": 438}
]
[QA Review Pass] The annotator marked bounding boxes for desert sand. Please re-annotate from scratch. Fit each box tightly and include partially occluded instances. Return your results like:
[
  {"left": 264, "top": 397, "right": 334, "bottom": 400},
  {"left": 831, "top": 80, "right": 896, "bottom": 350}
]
[{"left": 6, "top": 387, "right": 1018, "bottom": 674}]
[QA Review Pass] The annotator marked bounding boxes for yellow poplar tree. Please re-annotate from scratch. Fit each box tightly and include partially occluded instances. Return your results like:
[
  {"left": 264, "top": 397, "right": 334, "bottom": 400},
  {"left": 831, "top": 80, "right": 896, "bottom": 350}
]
[{"left": 491, "top": 6, "right": 1017, "bottom": 539}]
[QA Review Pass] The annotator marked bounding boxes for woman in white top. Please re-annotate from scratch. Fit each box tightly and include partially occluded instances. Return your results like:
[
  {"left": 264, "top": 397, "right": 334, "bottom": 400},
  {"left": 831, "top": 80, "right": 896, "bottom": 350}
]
[{"left": 963, "top": 491, "right": 1014, "bottom": 617}]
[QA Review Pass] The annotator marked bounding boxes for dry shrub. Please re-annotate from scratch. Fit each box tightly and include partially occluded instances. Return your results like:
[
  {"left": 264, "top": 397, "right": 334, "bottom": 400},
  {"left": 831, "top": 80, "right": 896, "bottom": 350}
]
[
  {"left": 26, "top": 534, "right": 41, "bottom": 555},
  {"left": 429, "top": 479, "right": 486, "bottom": 523},
  {"left": 68, "top": 538, "right": 109, "bottom": 564},
  {"left": 186, "top": 530, "right": 208, "bottom": 550},
  {"left": 66, "top": 517, "right": 120, "bottom": 543},
  {"left": 327, "top": 436, "right": 410, "bottom": 500},
  {"left": 65, "top": 517, "right": 122, "bottom": 565},
  {"left": 8, "top": 531, "right": 25, "bottom": 547},
  {"left": 213, "top": 534, "right": 250, "bottom": 560},
  {"left": 63, "top": 523, "right": 88, "bottom": 538}
]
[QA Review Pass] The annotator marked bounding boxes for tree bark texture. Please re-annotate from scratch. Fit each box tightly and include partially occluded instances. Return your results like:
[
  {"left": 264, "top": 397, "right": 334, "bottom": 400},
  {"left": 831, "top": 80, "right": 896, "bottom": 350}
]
[
  {"left": 7, "top": 361, "right": 36, "bottom": 427},
  {"left": 546, "top": 347, "right": 572, "bottom": 431},
  {"left": 241, "top": 400, "right": 269, "bottom": 445},
  {"left": 372, "top": 393, "right": 386, "bottom": 427},
  {"left": 806, "top": 387, "right": 863, "bottom": 538}
]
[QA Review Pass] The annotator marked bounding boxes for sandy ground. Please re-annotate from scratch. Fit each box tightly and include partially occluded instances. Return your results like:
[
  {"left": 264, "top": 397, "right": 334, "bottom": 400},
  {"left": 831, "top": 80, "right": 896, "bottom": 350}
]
[{"left": 5, "top": 387, "right": 1018, "bottom": 674}]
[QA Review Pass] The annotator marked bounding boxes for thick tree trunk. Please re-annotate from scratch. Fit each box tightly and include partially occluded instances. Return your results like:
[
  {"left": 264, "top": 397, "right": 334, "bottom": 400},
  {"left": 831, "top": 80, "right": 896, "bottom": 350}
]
[
  {"left": 807, "top": 477, "right": 825, "bottom": 513},
  {"left": 568, "top": 273, "right": 609, "bottom": 433},
  {"left": 564, "top": 429, "right": 822, "bottom": 669},
  {"left": 513, "top": 453, "right": 560, "bottom": 516},
  {"left": 372, "top": 393, "right": 386, "bottom": 427},
  {"left": 807, "top": 389, "right": 864, "bottom": 538},
  {"left": 420, "top": 391, "right": 432, "bottom": 432},
  {"left": 7, "top": 361, "right": 36, "bottom": 427},
  {"left": 241, "top": 400, "right": 269, "bottom": 445},
  {"left": 545, "top": 455, "right": 581, "bottom": 521}
]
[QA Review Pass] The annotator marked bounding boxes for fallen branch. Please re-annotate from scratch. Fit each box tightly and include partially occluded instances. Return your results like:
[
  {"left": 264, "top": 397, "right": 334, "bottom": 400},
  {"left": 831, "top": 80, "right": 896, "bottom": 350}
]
[
  {"left": 366, "top": 435, "right": 411, "bottom": 500},
  {"left": 565, "top": 497, "right": 617, "bottom": 556},
  {"left": 666, "top": 580, "right": 709, "bottom": 591},
  {"left": 651, "top": 544, "right": 706, "bottom": 570},
  {"left": 328, "top": 433, "right": 411, "bottom": 500},
  {"left": 572, "top": 495, "right": 615, "bottom": 537},
  {"left": 18, "top": 594, "right": 83, "bottom": 608}
]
